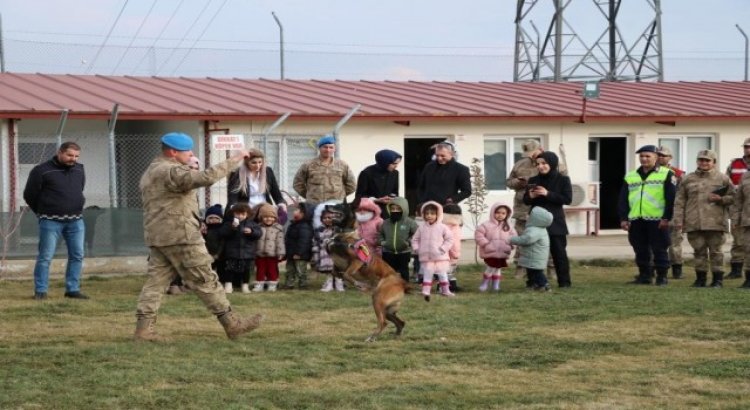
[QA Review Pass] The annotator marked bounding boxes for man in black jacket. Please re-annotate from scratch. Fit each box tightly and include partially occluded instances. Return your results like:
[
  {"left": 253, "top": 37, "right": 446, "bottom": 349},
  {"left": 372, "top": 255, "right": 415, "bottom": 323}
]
[
  {"left": 23, "top": 141, "right": 88, "bottom": 300},
  {"left": 417, "top": 142, "right": 471, "bottom": 206}
]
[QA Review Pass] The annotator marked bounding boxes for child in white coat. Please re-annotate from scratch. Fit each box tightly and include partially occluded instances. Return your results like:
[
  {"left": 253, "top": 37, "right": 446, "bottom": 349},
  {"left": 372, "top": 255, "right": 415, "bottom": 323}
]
[
  {"left": 474, "top": 201, "right": 517, "bottom": 292},
  {"left": 411, "top": 201, "right": 454, "bottom": 300}
]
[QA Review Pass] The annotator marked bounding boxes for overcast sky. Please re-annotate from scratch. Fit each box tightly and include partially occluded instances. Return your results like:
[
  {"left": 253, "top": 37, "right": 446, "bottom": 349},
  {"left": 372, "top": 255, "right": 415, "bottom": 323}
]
[{"left": 0, "top": 0, "right": 748, "bottom": 81}]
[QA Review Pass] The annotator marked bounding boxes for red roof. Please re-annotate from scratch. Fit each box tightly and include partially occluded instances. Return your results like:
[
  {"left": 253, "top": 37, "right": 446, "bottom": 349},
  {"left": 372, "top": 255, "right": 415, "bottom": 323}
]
[{"left": 1, "top": 72, "right": 750, "bottom": 122}]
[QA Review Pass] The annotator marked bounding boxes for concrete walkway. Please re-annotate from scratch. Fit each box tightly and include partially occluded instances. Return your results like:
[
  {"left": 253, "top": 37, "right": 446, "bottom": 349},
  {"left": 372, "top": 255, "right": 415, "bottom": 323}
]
[{"left": 0, "top": 232, "right": 733, "bottom": 279}]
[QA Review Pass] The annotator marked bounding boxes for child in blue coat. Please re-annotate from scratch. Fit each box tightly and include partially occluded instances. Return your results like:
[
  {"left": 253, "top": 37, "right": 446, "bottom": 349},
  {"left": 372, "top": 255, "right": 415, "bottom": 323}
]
[{"left": 510, "top": 206, "right": 554, "bottom": 291}]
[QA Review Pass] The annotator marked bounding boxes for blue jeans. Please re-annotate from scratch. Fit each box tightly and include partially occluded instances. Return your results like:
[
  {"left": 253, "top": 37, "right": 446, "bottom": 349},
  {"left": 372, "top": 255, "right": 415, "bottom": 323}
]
[{"left": 33, "top": 218, "right": 85, "bottom": 293}]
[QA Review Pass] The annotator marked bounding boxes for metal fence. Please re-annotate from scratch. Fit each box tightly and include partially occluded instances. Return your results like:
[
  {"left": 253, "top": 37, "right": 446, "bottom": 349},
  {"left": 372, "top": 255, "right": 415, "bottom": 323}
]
[{"left": 2, "top": 130, "right": 328, "bottom": 258}]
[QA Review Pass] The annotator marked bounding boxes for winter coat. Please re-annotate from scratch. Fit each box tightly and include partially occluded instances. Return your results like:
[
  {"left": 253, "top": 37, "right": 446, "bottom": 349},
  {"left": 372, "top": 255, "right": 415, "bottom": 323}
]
[
  {"left": 293, "top": 157, "right": 356, "bottom": 203},
  {"left": 227, "top": 166, "right": 284, "bottom": 207},
  {"left": 510, "top": 207, "right": 553, "bottom": 270},
  {"left": 355, "top": 197, "right": 384, "bottom": 251},
  {"left": 285, "top": 204, "right": 315, "bottom": 261},
  {"left": 379, "top": 197, "right": 419, "bottom": 254},
  {"left": 442, "top": 212, "right": 462, "bottom": 261},
  {"left": 674, "top": 168, "right": 735, "bottom": 233},
  {"left": 256, "top": 223, "right": 286, "bottom": 258},
  {"left": 523, "top": 152, "right": 572, "bottom": 236},
  {"left": 475, "top": 201, "right": 517, "bottom": 260},
  {"left": 220, "top": 219, "right": 262, "bottom": 260},
  {"left": 203, "top": 222, "right": 224, "bottom": 259},
  {"left": 312, "top": 226, "right": 336, "bottom": 272},
  {"left": 140, "top": 156, "right": 240, "bottom": 247},
  {"left": 417, "top": 158, "right": 471, "bottom": 205},
  {"left": 23, "top": 156, "right": 86, "bottom": 219},
  {"left": 411, "top": 201, "right": 454, "bottom": 263},
  {"left": 506, "top": 156, "right": 537, "bottom": 221}
]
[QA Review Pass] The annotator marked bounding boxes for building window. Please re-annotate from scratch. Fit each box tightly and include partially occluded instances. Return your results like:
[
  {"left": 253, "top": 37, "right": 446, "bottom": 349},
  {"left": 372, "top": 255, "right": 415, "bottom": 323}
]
[
  {"left": 657, "top": 135, "right": 713, "bottom": 170},
  {"left": 484, "top": 136, "right": 543, "bottom": 190}
]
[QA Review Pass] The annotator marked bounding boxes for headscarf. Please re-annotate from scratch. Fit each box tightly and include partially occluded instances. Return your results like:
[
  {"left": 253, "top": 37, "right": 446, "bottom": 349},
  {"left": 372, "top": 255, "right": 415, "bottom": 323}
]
[{"left": 374, "top": 149, "right": 402, "bottom": 171}]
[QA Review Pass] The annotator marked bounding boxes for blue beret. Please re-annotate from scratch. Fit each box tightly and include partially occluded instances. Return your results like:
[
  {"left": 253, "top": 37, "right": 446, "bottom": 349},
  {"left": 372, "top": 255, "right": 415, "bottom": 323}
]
[
  {"left": 317, "top": 135, "right": 336, "bottom": 148},
  {"left": 161, "top": 132, "right": 194, "bottom": 151},
  {"left": 635, "top": 144, "right": 657, "bottom": 154}
]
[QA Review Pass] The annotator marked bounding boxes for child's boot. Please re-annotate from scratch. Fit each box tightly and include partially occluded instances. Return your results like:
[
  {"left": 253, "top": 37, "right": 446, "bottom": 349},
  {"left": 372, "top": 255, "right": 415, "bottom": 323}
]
[
  {"left": 478, "top": 274, "right": 490, "bottom": 292},
  {"left": 492, "top": 274, "right": 501, "bottom": 291},
  {"left": 421, "top": 281, "right": 432, "bottom": 301},
  {"left": 224, "top": 282, "right": 233, "bottom": 294},
  {"left": 320, "top": 276, "right": 334, "bottom": 292},
  {"left": 334, "top": 277, "right": 345, "bottom": 292},
  {"left": 267, "top": 281, "right": 278, "bottom": 292},
  {"left": 241, "top": 283, "right": 251, "bottom": 293},
  {"left": 252, "top": 281, "right": 265, "bottom": 292},
  {"left": 440, "top": 281, "right": 455, "bottom": 297}
]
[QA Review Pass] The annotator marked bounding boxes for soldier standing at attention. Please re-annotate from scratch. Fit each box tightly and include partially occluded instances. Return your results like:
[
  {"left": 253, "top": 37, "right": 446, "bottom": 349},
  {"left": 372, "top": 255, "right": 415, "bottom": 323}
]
[
  {"left": 618, "top": 145, "right": 677, "bottom": 286},
  {"left": 134, "top": 132, "right": 263, "bottom": 341},
  {"left": 725, "top": 138, "right": 750, "bottom": 279},
  {"left": 656, "top": 146, "right": 686, "bottom": 279},
  {"left": 673, "top": 150, "right": 735, "bottom": 288}
]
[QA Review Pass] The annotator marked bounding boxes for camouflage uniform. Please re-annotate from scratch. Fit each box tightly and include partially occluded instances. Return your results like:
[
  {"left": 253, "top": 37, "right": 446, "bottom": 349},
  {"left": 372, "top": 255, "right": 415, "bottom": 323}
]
[
  {"left": 731, "top": 171, "right": 750, "bottom": 287},
  {"left": 666, "top": 166, "right": 686, "bottom": 268},
  {"left": 293, "top": 157, "right": 356, "bottom": 203},
  {"left": 136, "top": 156, "right": 241, "bottom": 320},
  {"left": 726, "top": 156, "right": 750, "bottom": 269},
  {"left": 674, "top": 168, "right": 734, "bottom": 276}
]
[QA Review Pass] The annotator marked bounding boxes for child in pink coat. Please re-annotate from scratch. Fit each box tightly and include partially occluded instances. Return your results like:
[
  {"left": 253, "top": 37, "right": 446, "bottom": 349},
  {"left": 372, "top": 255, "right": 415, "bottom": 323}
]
[
  {"left": 442, "top": 203, "right": 463, "bottom": 291},
  {"left": 474, "top": 201, "right": 517, "bottom": 292},
  {"left": 411, "top": 201, "right": 454, "bottom": 300},
  {"left": 355, "top": 197, "right": 384, "bottom": 253}
]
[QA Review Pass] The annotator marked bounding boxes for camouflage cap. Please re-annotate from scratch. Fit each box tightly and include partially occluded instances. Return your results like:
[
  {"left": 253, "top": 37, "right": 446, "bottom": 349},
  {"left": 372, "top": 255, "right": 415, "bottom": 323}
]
[
  {"left": 744, "top": 137, "right": 750, "bottom": 146},
  {"left": 656, "top": 146, "right": 672, "bottom": 157},
  {"left": 696, "top": 149, "right": 717, "bottom": 162}
]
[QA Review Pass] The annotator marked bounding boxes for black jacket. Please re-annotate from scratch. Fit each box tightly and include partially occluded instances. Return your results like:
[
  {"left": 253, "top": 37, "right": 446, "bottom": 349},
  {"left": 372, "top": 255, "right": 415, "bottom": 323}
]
[
  {"left": 523, "top": 171, "right": 572, "bottom": 236},
  {"left": 226, "top": 166, "right": 284, "bottom": 206},
  {"left": 284, "top": 205, "right": 315, "bottom": 261},
  {"left": 355, "top": 164, "right": 399, "bottom": 200},
  {"left": 417, "top": 159, "right": 471, "bottom": 205},
  {"left": 220, "top": 219, "right": 262, "bottom": 259},
  {"left": 203, "top": 223, "right": 224, "bottom": 258},
  {"left": 23, "top": 156, "right": 86, "bottom": 218}
]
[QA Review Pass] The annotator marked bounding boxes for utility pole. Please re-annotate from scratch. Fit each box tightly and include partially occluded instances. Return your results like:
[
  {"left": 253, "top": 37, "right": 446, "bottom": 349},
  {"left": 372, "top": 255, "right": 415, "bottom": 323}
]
[
  {"left": 737, "top": 24, "right": 749, "bottom": 81},
  {"left": 0, "top": 13, "right": 5, "bottom": 73},
  {"left": 272, "top": 12, "right": 285, "bottom": 80}
]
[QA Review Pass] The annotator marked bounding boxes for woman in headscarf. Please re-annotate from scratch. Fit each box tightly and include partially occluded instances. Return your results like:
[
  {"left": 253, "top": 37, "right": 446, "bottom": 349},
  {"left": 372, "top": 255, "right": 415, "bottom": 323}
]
[
  {"left": 523, "top": 151, "right": 573, "bottom": 288},
  {"left": 355, "top": 149, "right": 402, "bottom": 215},
  {"left": 227, "top": 149, "right": 286, "bottom": 220}
]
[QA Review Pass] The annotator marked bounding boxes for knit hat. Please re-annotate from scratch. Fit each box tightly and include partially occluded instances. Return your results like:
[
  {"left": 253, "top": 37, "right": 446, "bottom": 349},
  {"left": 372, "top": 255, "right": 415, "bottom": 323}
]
[
  {"left": 374, "top": 149, "right": 402, "bottom": 170},
  {"left": 161, "top": 132, "right": 194, "bottom": 151},
  {"left": 258, "top": 203, "right": 277, "bottom": 220},
  {"left": 317, "top": 135, "right": 336, "bottom": 147},
  {"left": 205, "top": 204, "right": 223, "bottom": 218}
]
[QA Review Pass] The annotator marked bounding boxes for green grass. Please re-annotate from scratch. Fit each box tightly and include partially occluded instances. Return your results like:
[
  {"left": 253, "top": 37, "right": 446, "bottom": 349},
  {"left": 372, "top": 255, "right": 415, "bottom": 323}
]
[{"left": 1, "top": 266, "right": 750, "bottom": 409}]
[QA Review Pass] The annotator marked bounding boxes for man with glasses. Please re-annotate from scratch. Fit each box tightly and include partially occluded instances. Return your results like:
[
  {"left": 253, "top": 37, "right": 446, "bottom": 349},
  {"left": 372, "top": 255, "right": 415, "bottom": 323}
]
[
  {"left": 674, "top": 150, "right": 734, "bottom": 288},
  {"left": 725, "top": 138, "right": 750, "bottom": 279},
  {"left": 656, "top": 147, "right": 686, "bottom": 279},
  {"left": 618, "top": 145, "right": 677, "bottom": 286}
]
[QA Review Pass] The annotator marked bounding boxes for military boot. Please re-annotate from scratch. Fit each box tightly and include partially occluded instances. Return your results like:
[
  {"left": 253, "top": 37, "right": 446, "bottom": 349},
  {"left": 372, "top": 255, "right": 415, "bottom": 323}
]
[
  {"left": 134, "top": 317, "right": 161, "bottom": 342},
  {"left": 217, "top": 308, "right": 263, "bottom": 340},
  {"left": 709, "top": 272, "right": 724, "bottom": 288},
  {"left": 727, "top": 262, "right": 743, "bottom": 279},
  {"left": 655, "top": 268, "right": 669, "bottom": 287},
  {"left": 671, "top": 264, "right": 683, "bottom": 279},
  {"left": 692, "top": 271, "right": 708, "bottom": 288},
  {"left": 740, "top": 271, "right": 750, "bottom": 288},
  {"left": 628, "top": 266, "right": 652, "bottom": 285}
]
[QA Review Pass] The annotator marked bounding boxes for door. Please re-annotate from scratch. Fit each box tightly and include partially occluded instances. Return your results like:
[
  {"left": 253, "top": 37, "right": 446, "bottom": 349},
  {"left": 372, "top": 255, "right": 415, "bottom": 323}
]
[
  {"left": 595, "top": 137, "right": 627, "bottom": 229},
  {"left": 404, "top": 137, "right": 446, "bottom": 216}
]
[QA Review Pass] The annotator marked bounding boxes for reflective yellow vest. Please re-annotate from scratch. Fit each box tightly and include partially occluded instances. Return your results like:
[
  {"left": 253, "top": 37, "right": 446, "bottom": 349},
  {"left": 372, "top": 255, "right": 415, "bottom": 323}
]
[{"left": 624, "top": 166, "right": 669, "bottom": 221}]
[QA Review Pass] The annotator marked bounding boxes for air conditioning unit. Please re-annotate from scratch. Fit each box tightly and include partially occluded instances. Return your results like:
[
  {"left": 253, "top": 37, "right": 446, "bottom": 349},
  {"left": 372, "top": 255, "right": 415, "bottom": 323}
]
[{"left": 567, "top": 182, "right": 599, "bottom": 208}]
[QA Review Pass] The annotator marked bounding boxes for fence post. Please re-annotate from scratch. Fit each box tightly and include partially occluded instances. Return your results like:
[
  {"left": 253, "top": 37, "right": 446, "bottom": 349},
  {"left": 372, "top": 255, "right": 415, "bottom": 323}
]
[
  {"left": 262, "top": 112, "right": 291, "bottom": 154},
  {"left": 107, "top": 104, "right": 120, "bottom": 208},
  {"left": 54, "top": 109, "right": 69, "bottom": 148},
  {"left": 332, "top": 104, "right": 361, "bottom": 159}
]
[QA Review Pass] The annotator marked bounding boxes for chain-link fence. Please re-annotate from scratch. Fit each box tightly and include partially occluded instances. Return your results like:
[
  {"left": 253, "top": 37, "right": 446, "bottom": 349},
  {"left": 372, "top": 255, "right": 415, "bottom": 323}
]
[{"left": 2, "top": 130, "right": 329, "bottom": 258}]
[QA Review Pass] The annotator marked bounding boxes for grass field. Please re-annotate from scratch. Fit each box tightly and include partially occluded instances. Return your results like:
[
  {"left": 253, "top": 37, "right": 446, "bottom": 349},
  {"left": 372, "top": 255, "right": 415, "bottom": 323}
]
[{"left": 1, "top": 263, "right": 749, "bottom": 409}]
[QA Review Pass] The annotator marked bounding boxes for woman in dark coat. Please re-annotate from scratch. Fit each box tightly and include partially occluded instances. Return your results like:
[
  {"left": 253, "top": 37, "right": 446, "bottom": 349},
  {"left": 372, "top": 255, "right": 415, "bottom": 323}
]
[
  {"left": 523, "top": 151, "right": 573, "bottom": 288},
  {"left": 227, "top": 149, "right": 286, "bottom": 221},
  {"left": 355, "top": 149, "right": 402, "bottom": 214}
]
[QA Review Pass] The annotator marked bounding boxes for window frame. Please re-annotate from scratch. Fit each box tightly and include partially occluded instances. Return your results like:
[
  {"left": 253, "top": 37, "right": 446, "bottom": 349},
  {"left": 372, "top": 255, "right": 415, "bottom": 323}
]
[
  {"left": 483, "top": 134, "right": 545, "bottom": 192},
  {"left": 657, "top": 134, "right": 715, "bottom": 170}
]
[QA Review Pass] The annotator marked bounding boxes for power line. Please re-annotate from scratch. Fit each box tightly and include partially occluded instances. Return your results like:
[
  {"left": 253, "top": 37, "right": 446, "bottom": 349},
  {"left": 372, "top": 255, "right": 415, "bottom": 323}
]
[
  {"left": 170, "top": 0, "right": 229, "bottom": 76},
  {"left": 131, "top": 0, "right": 186, "bottom": 75},
  {"left": 85, "top": 0, "right": 129, "bottom": 74},
  {"left": 111, "top": 0, "right": 158, "bottom": 74},
  {"left": 155, "top": 0, "right": 214, "bottom": 75}
]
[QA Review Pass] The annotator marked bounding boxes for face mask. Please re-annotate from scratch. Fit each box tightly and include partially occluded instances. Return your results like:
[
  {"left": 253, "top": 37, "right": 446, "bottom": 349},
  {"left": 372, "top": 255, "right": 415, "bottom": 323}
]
[
  {"left": 389, "top": 211, "right": 403, "bottom": 222},
  {"left": 356, "top": 211, "right": 375, "bottom": 222}
]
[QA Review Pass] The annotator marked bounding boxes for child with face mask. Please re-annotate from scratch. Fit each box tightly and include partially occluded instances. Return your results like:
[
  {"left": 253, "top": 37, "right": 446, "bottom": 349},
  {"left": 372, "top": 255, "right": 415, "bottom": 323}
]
[{"left": 379, "top": 197, "right": 419, "bottom": 283}]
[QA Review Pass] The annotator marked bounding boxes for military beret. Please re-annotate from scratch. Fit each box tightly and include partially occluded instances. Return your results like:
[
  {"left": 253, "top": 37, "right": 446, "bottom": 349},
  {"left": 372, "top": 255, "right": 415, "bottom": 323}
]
[
  {"left": 635, "top": 145, "right": 657, "bottom": 154},
  {"left": 317, "top": 135, "right": 336, "bottom": 147},
  {"left": 161, "top": 132, "right": 194, "bottom": 151}
]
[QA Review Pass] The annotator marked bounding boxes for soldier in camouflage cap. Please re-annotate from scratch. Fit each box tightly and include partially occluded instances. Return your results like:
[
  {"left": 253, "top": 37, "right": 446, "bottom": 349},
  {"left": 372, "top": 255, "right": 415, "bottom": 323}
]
[{"left": 134, "top": 132, "right": 263, "bottom": 341}]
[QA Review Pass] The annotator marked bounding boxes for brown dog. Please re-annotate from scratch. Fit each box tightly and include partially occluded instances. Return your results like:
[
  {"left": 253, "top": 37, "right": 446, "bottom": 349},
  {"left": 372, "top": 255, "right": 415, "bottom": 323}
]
[{"left": 327, "top": 230, "right": 411, "bottom": 342}]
